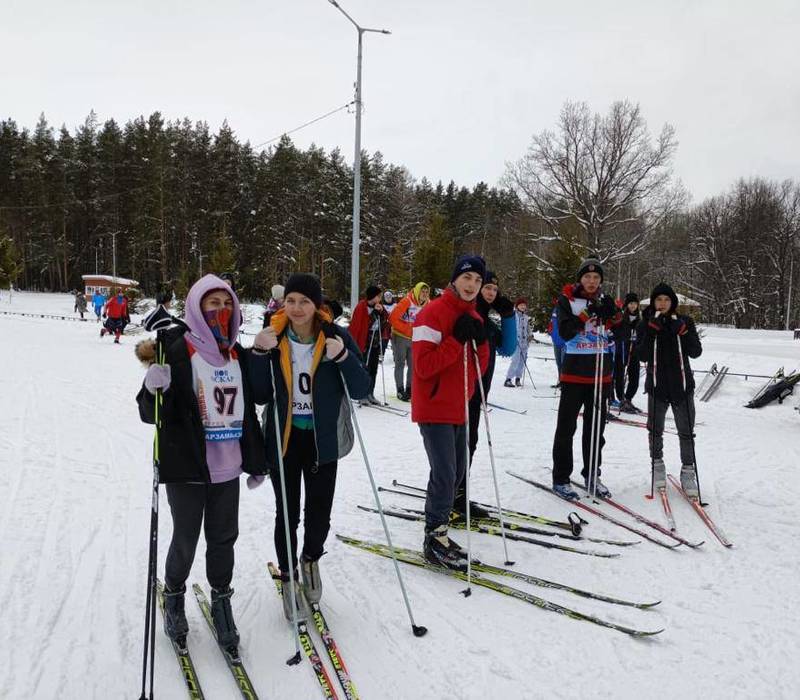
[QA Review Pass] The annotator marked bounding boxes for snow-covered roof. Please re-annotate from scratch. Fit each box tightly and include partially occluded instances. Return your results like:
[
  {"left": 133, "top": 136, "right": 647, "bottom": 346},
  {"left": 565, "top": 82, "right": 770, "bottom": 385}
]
[
  {"left": 641, "top": 293, "right": 700, "bottom": 307},
  {"left": 81, "top": 274, "right": 139, "bottom": 287}
]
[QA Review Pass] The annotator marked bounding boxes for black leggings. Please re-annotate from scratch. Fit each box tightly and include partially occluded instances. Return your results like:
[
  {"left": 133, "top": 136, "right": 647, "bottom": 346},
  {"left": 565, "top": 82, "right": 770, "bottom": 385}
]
[
  {"left": 164, "top": 479, "right": 240, "bottom": 591},
  {"left": 270, "top": 428, "right": 338, "bottom": 573}
]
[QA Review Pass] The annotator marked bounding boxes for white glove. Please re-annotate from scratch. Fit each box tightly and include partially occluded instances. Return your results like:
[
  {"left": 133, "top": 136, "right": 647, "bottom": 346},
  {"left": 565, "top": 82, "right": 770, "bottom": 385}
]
[
  {"left": 253, "top": 327, "right": 278, "bottom": 353},
  {"left": 325, "top": 335, "right": 347, "bottom": 362}
]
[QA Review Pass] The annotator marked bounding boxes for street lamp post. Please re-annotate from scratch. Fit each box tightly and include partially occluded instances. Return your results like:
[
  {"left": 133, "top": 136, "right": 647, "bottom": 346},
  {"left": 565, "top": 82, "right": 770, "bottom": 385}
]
[{"left": 328, "top": 0, "right": 390, "bottom": 313}]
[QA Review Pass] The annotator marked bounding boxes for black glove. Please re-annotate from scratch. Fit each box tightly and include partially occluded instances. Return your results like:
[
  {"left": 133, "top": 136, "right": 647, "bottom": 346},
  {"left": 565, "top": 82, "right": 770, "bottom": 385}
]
[
  {"left": 597, "top": 295, "right": 618, "bottom": 321},
  {"left": 667, "top": 315, "right": 687, "bottom": 336},
  {"left": 471, "top": 317, "right": 487, "bottom": 345},
  {"left": 453, "top": 314, "right": 485, "bottom": 344},
  {"left": 492, "top": 295, "right": 514, "bottom": 318}
]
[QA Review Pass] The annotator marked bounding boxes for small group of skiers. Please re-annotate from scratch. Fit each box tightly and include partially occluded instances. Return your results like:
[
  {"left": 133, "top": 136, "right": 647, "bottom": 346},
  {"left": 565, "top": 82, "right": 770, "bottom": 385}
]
[
  {"left": 100, "top": 289, "right": 131, "bottom": 342},
  {"left": 548, "top": 259, "right": 703, "bottom": 504},
  {"left": 133, "top": 254, "right": 703, "bottom": 657}
]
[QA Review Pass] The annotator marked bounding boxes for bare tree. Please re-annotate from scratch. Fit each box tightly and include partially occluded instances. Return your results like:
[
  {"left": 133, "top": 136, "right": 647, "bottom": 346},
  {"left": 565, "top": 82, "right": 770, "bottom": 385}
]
[{"left": 505, "top": 100, "right": 684, "bottom": 263}]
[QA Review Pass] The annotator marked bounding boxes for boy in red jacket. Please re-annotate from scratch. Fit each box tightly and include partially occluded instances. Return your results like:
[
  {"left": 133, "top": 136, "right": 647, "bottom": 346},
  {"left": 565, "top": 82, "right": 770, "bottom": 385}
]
[
  {"left": 412, "top": 255, "right": 489, "bottom": 569},
  {"left": 347, "top": 284, "right": 388, "bottom": 404}
]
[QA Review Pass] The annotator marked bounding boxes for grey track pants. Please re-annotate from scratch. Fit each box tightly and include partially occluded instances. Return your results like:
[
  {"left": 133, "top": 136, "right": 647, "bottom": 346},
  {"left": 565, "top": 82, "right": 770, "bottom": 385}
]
[{"left": 420, "top": 423, "right": 467, "bottom": 530}]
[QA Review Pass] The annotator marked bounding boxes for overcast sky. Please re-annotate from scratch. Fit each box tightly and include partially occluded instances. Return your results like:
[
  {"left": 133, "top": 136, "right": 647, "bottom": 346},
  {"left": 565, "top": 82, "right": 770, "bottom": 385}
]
[{"left": 2, "top": 0, "right": 798, "bottom": 201}]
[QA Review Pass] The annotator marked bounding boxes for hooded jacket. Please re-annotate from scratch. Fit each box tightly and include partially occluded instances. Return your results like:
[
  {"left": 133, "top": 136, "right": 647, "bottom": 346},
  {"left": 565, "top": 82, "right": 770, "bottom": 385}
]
[
  {"left": 411, "top": 287, "right": 490, "bottom": 424},
  {"left": 248, "top": 309, "right": 370, "bottom": 468},
  {"left": 556, "top": 283, "right": 621, "bottom": 385},
  {"left": 611, "top": 303, "right": 641, "bottom": 364},
  {"left": 636, "top": 283, "right": 703, "bottom": 401},
  {"left": 476, "top": 294, "right": 516, "bottom": 382},
  {"left": 135, "top": 274, "right": 267, "bottom": 484},
  {"left": 389, "top": 283, "right": 429, "bottom": 339}
]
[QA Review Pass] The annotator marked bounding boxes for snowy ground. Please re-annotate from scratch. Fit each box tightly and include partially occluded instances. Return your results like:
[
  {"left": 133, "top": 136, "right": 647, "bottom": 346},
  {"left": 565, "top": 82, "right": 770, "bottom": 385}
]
[{"left": 1, "top": 291, "right": 799, "bottom": 700}]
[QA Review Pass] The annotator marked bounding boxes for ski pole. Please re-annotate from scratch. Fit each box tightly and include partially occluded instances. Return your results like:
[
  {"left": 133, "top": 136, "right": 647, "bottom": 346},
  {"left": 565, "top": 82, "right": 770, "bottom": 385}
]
[
  {"left": 587, "top": 323, "right": 603, "bottom": 500},
  {"left": 138, "top": 305, "right": 185, "bottom": 700},
  {"left": 267, "top": 355, "right": 303, "bottom": 665},
  {"left": 471, "top": 340, "right": 514, "bottom": 565},
  {"left": 461, "top": 342, "right": 473, "bottom": 596},
  {"left": 676, "top": 329, "right": 706, "bottom": 505},
  {"left": 334, "top": 352, "right": 427, "bottom": 636},
  {"left": 523, "top": 358, "right": 537, "bottom": 391},
  {"left": 379, "top": 328, "right": 388, "bottom": 406}
]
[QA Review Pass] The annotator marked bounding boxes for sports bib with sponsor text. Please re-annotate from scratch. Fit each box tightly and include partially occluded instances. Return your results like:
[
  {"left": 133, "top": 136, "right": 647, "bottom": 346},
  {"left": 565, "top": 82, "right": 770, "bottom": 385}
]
[{"left": 190, "top": 352, "right": 245, "bottom": 441}]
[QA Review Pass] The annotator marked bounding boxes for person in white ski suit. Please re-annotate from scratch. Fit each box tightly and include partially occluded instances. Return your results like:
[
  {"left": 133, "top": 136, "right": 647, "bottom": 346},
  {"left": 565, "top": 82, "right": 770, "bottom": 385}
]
[{"left": 504, "top": 299, "right": 530, "bottom": 387}]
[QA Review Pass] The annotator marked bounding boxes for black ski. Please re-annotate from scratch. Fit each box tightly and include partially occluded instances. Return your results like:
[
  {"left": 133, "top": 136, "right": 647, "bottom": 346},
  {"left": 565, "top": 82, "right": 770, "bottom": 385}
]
[
  {"left": 267, "top": 563, "right": 339, "bottom": 699},
  {"left": 357, "top": 505, "right": 620, "bottom": 558},
  {"left": 337, "top": 536, "right": 663, "bottom": 637},
  {"left": 191, "top": 584, "right": 259, "bottom": 700},
  {"left": 156, "top": 581, "right": 205, "bottom": 699}
]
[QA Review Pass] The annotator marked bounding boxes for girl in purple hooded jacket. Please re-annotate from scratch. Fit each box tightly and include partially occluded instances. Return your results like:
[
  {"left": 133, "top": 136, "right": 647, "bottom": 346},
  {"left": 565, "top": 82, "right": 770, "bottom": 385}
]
[{"left": 136, "top": 274, "right": 267, "bottom": 657}]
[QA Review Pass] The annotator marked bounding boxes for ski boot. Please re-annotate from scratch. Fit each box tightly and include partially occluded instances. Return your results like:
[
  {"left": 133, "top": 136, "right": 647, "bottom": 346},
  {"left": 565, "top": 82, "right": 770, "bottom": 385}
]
[
  {"left": 452, "top": 490, "right": 492, "bottom": 520},
  {"left": 366, "top": 394, "right": 382, "bottom": 406},
  {"left": 114, "top": 329, "right": 121, "bottom": 344},
  {"left": 503, "top": 378, "right": 514, "bottom": 388},
  {"left": 300, "top": 553, "right": 323, "bottom": 604},
  {"left": 100, "top": 327, "right": 106, "bottom": 338},
  {"left": 585, "top": 477, "right": 611, "bottom": 498},
  {"left": 163, "top": 584, "right": 189, "bottom": 645},
  {"left": 680, "top": 465, "right": 699, "bottom": 499},
  {"left": 210, "top": 586, "right": 240, "bottom": 658},
  {"left": 552, "top": 482, "right": 579, "bottom": 501},
  {"left": 652, "top": 458, "right": 666, "bottom": 490},
  {"left": 609, "top": 398, "right": 622, "bottom": 409},
  {"left": 423, "top": 525, "right": 467, "bottom": 570},
  {"left": 280, "top": 570, "right": 307, "bottom": 621},
  {"left": 515, "top": 378, "right": 522, "bottom": 387}
]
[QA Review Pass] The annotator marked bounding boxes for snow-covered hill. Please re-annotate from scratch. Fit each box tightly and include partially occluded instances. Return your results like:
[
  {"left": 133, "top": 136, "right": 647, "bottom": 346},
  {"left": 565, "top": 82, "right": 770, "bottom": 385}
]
[{"left": 1, "top": 291, "right": 798, "bottom": 699}]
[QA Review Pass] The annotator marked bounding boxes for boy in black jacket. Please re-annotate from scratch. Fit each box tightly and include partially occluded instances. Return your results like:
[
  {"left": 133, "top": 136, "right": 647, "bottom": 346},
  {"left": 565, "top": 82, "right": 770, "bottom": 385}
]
[
  {"left": 637, "top": 283, "right": 703, "bottom": 496},
  {"left": 612, "top": 292, "right": 642, "bottom": 413}
]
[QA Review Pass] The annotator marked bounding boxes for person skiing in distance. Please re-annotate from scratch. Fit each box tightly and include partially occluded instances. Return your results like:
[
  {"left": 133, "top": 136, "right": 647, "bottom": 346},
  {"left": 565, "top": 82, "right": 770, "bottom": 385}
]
[
  {"left": 135, "top": 274, "right": 267, "bottom": 656},
  {"left": 637, "top": 283, "right": 703, "bottom": 497},
  {"left": 101, "top": 288, "right": 130, "bottom": 343},
  {"left": 390, "top": 281, "right": 430, "bottom": 401},
  {"left": 453, "top": 268, "right": 516, "bottom": 517},
  {"left": 503, "top": 298, "right": 530, "bottom": 387},
  {"left": 548, "top": 301, "right": 565, "bottom": 382},
  {"left": 612, "top": 292, "right": 643, "bottom": 413},
  {"left": 263, "top": 284, "right": 285, "bottom": 328},
  {"left": 412, "top": 255, "right": 489, "bottom": 569},
  {"left": 74, "top": 291, "right": 88, "bottom": 319},
  {"left": 248, "top": 273, "right": 370, "bottom": 618},
  {"left": 551, "top": 259, "right": 620, "bottom": 500},
  {"left": 92, "top": 289, "right": 106, "bottom": 322},
  {"left": 348, "top": 284, "right": 389, "bottom": 405}
]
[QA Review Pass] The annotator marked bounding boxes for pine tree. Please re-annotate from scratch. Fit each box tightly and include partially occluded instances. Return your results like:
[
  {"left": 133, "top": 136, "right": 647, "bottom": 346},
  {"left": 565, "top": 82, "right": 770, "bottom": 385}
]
[{"left": 413, "top": 212, "right": 453, "bottom": 288}]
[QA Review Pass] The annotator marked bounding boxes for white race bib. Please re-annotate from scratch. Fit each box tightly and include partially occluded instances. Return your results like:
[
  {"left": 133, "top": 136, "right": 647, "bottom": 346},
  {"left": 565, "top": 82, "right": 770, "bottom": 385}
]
[
  {"left": 190, "top": 352, "right": 245, "bottom": 441},
  {"left": 289, "top": 338, "right": 315, "bottom": 417}
]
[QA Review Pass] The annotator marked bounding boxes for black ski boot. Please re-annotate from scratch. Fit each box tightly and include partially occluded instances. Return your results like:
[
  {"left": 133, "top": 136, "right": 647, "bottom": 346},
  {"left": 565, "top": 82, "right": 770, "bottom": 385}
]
[
  {"left": 452, "top": 490, "right": 492, "bottom": 520},
  {"left": 503, "top": 378, "right": 514, "bottom": 388},
  {"left": 163, "top": 584, "right": 189, "bottom": 644},
  {"left": 423, "top": 525, "right": 467, "bottom": 570},
  {"left": 210, "top": 586, "right": 240, "bottom": 657}
]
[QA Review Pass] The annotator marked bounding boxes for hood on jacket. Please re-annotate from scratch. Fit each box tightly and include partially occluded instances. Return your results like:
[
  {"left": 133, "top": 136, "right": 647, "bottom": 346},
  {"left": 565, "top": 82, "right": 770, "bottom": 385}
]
[
  {"left": 184, "top": 274, "right": 241, "bottom": 366},
  {"left": 411, "top": 282, "right": 429, "bottom": 304},
  {"left": 648, "top": 282, "right": 679, "bottom": 316}
]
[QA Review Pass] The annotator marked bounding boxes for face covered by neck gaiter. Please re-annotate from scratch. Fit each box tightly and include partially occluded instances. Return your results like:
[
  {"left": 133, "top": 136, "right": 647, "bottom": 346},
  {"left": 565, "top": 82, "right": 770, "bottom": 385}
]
[{"left": 203, "top": 307, "right": 233, "bottom": 351}]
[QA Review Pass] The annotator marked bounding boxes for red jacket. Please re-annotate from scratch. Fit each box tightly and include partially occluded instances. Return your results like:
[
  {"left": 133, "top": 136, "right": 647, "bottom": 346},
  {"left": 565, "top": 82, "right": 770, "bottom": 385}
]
[
  {"left": 411, "top": 288, "right": 489, "bottom": 424},
  {"left": 105, "top": 295, "right": 129, "bottom": 320},
  {"left": 348, "top": 300, "right": 388, "bottom": 354}
]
